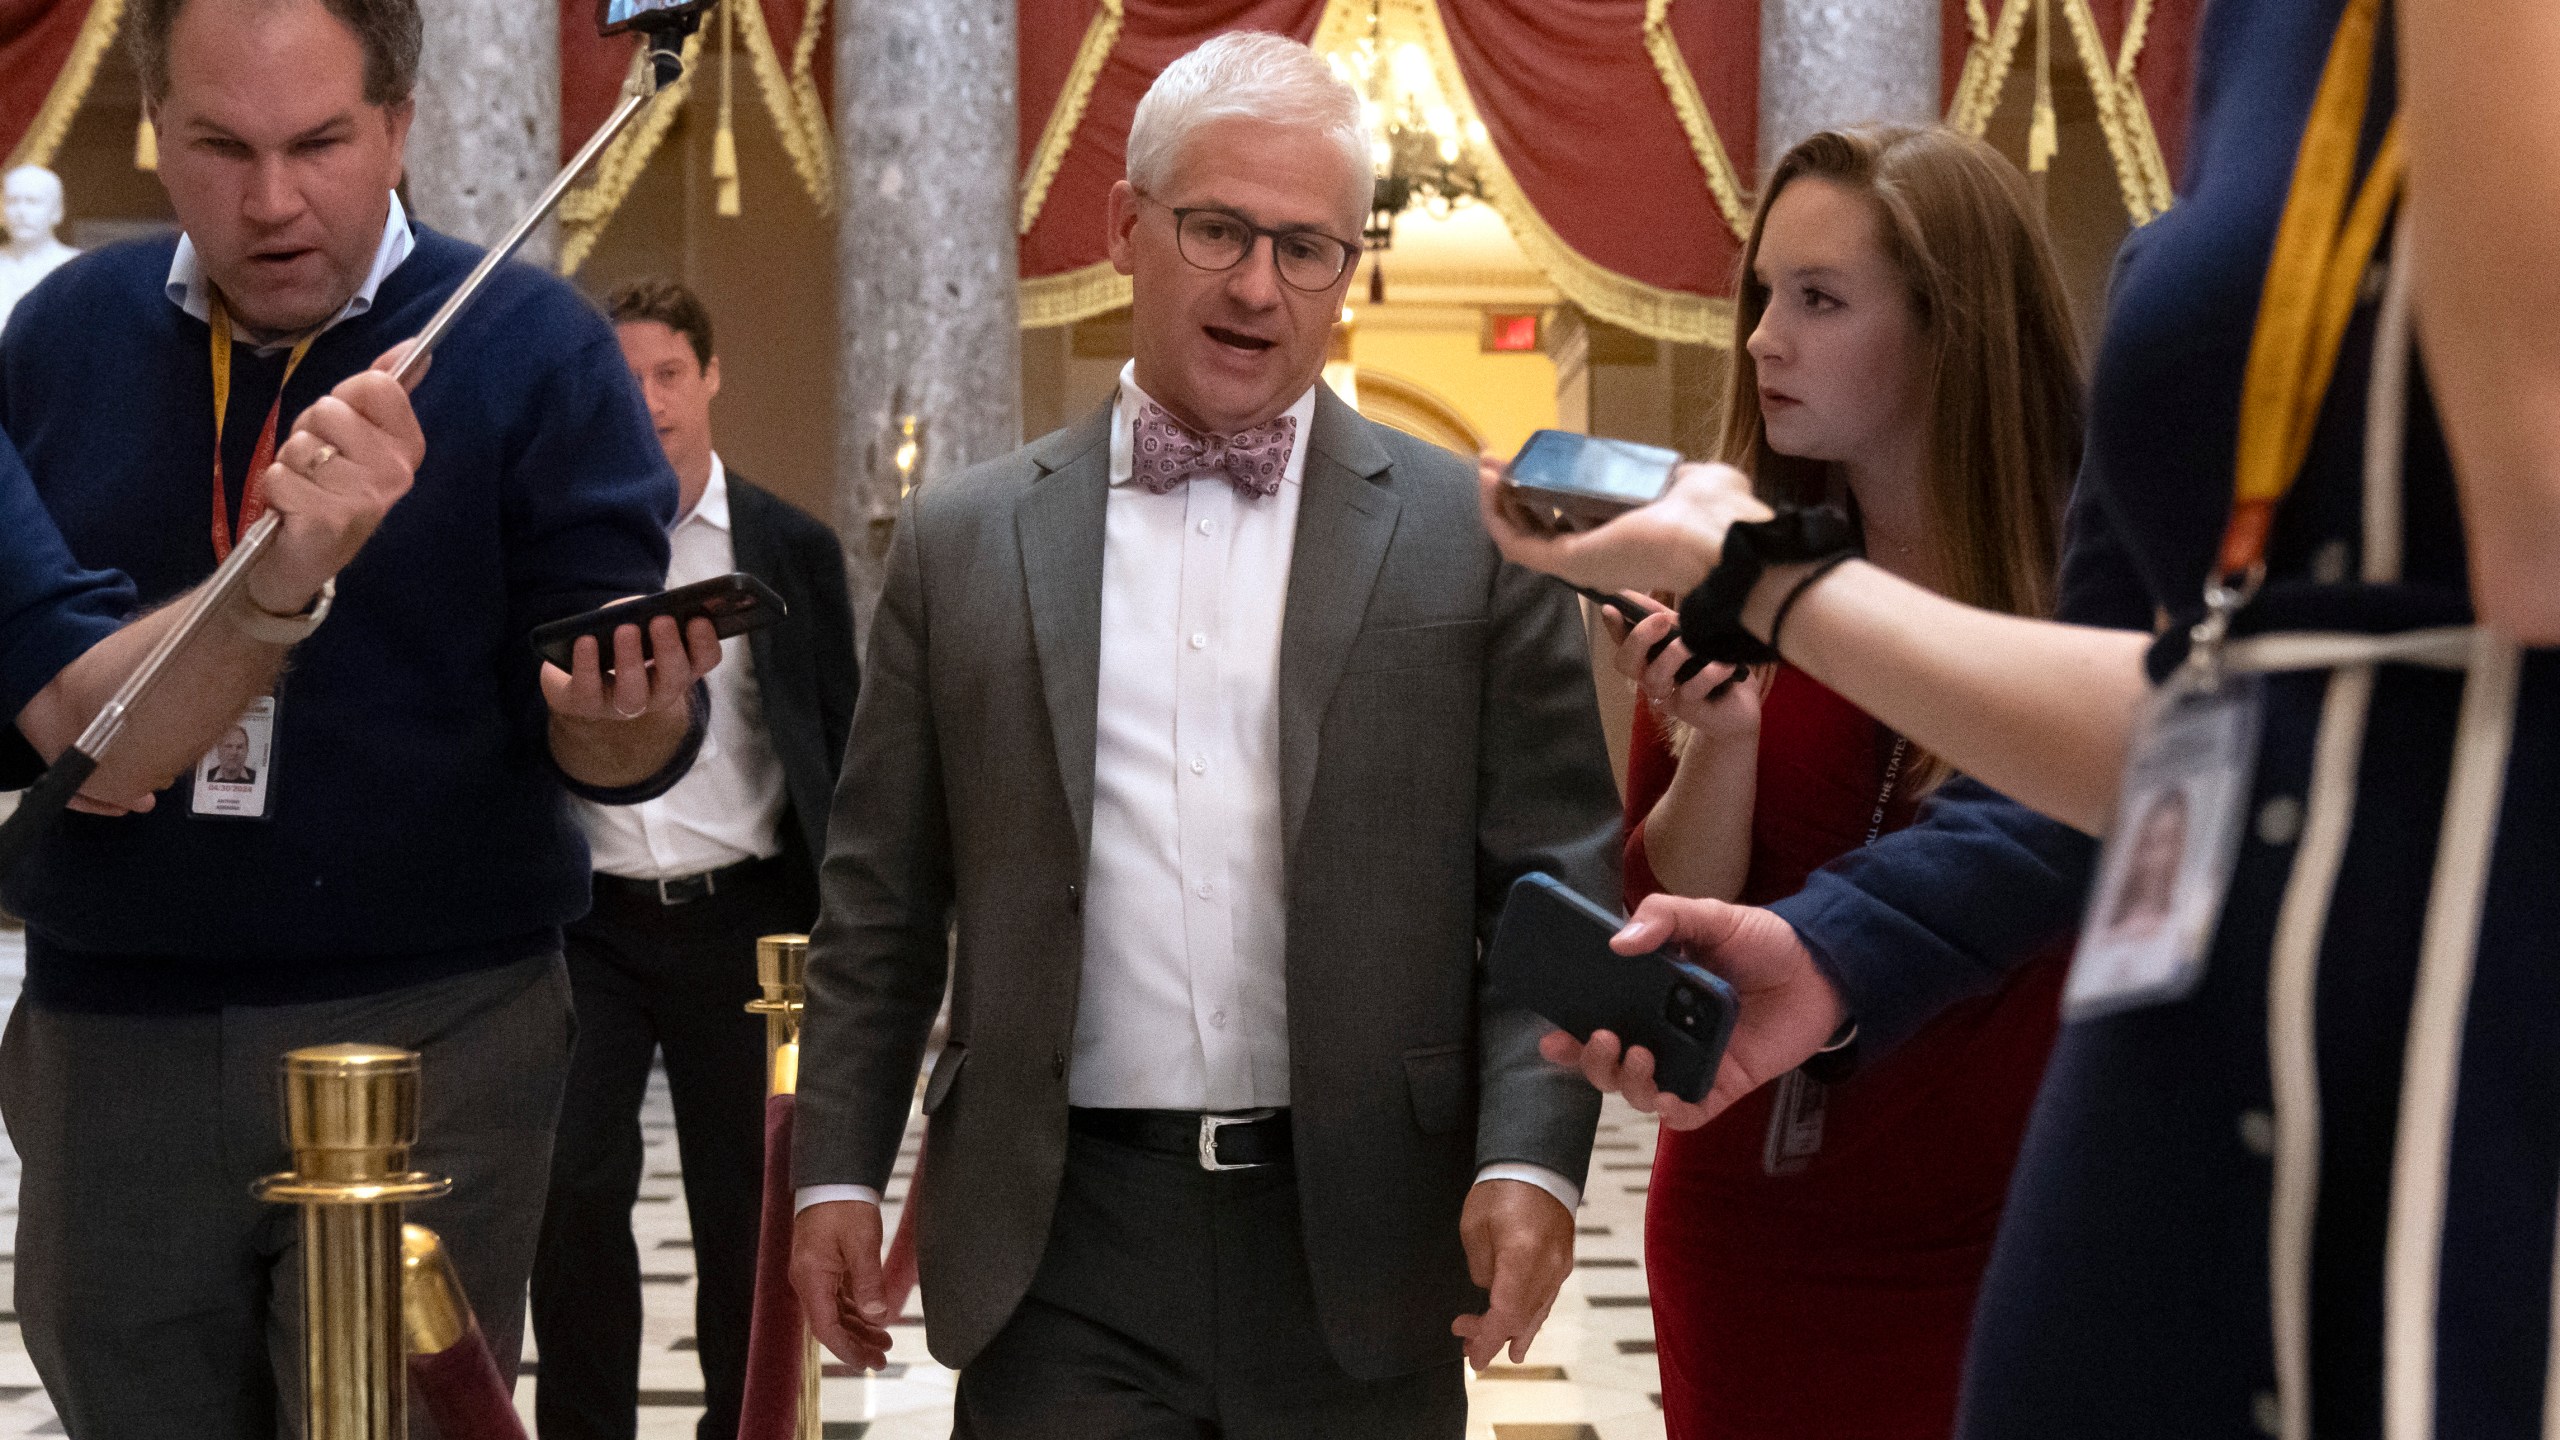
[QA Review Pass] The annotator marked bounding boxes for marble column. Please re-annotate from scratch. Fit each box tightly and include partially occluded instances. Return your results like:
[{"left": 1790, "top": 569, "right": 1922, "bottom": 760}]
[
  {"left": 1758, "top": 0, "right": 1940, "bottom": 176},
  {"left": 404, "top": 1, "right": 561, "bottom": 266},
  {"left": 835, "top": 0, "right": 1022, "bottom": 640}
]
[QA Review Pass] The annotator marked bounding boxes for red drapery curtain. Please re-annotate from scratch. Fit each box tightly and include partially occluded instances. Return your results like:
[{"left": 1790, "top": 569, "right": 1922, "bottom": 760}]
[
  {"left": 1016, "top": 0, "right": 1329, "bottom": 327},
  {"left": 1429, "top": 0, "right": 1755, "bottom": 344},
  {"left": 556, "top": 0, "right": 834, "bottom": 272},
  {"left": 2, "top": 0, "right": 119, "bottom": 169}
]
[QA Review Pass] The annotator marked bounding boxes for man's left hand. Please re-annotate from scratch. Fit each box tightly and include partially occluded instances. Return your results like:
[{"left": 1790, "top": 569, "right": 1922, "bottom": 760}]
[{"left": 1451, "top": 1177, "right": 1575, "bottom": 1370}]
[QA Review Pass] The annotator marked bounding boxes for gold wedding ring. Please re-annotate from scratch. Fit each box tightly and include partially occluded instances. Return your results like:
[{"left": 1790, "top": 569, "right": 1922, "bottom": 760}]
[{"left": 305, "top": 442, "right": 339, "bottom": 475}]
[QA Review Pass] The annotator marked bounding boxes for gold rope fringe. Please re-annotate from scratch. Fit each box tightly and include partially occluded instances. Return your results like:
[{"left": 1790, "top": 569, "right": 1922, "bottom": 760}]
[
  {"left": 1020, "top": 258, "right": 1131, "bottom": 329},
  {"left": 2027, "top": 0, "right": 2056, "bottom": 171},
  {"left": 1413, "top": 0, "right": 1733, "bottom": 346},
  {"left": 1019, "top": 0, "right": 1123, "bottom": 236},
  {"left": 133, "top": 113, "right": 156, "bottom": 170},
  {"left": 734, "top": 0, "right": 835, "bottom": 214},
  {"left": 1944, "top": 0, "right": 2174, "bottom": 223},
  {"left": 1641, "top": 0, "right": 1751, "bottom": 239},
  {"left": 8, "top": 0, "right": 127, "bottom": 171},
  {"left": 714, "top": 0, "right": 740, "bottom": 217},
  {"left": 557, "top": 29, "right": 705, "bottom": 276}
]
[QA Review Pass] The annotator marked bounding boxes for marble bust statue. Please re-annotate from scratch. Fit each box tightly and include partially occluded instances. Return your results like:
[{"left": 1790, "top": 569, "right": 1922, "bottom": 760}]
[{"left": 1, "top": 166, "right": 81, "bottom": 335}]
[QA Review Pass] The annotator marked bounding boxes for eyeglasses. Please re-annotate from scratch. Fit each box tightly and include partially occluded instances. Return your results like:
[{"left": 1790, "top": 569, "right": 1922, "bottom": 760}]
[{"left": 1141, "top": 194, "right": 1361, "bottom": 293}]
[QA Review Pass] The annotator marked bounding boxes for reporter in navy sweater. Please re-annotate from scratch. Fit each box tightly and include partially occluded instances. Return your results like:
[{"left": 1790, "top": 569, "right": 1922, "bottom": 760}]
[{"left": 0, "top": 0, "right": 720, "bottom": 1432}]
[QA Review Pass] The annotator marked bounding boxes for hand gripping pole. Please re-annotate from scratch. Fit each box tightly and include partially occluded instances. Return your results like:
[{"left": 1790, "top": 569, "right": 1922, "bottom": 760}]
[{"left": 0, "top": 24, "right": 700, "bottom": 878}]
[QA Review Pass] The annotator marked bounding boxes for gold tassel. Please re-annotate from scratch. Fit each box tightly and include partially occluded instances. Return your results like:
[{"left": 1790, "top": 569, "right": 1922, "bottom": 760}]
[
  {"left": 135, "top": 113, "right": 158, "bottom": 171},
  {"left": 2027, "top": 0, "right": 2058, "bottom": 173},
  {"left": 713, "top": 0, "right": 741, "bottom": 217}
]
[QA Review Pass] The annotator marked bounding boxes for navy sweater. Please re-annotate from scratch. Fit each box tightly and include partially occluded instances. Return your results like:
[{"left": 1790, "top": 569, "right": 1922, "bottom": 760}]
[{"left": 0, "top": 226, "right": 679, "bottom": 1010}]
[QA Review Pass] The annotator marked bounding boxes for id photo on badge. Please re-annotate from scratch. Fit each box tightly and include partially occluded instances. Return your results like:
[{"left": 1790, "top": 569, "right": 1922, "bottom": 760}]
[
  {"left": 2064, "top": 680, "right": 2261, "bottom": 1021},
  {"left": 191, "top": 697, "right": 277, "bottom": 820}
]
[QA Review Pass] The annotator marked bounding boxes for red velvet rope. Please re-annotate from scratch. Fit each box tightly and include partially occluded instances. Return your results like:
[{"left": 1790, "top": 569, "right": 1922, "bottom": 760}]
[
  {"left": 737, "top": 1093, "right": 808, "bottom": 1440},
  {"left": 407, "top": 1321, "right": 529, "bottom": 1440}
]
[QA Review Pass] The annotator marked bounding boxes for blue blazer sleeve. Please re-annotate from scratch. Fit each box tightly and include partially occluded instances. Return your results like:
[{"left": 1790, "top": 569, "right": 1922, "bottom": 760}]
[
  {"left": 1768, "top": 472, "right": 2154, "bottom": 1057},
  {"left": 0, "top": 424, "right": 134, "bottom": 781}
]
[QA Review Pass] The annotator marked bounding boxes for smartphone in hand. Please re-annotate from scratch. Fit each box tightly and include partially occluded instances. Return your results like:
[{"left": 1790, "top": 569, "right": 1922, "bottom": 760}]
[
  {"left": 1488, "top": 872, "right": 1737, "bottom": 1104},
  {"left": 1500, "top": 430, "right": 1681, "bottom": 534},
  {"left": 530, "top": 572, "right": 786, "bottom": 679}
]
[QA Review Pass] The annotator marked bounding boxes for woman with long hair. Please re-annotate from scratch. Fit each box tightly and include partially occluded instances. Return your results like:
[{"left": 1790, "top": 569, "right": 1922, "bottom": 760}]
[
  {"left": 1486, "top": 0, "right": 2560, "bottom": 1433},
  {"left": 1599, "top": 124, "right": 2076, "bottom": 1440}
]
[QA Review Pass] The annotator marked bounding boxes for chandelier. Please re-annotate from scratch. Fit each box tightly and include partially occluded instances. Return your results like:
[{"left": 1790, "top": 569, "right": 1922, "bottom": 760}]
[{"left": 1325, "top": 0, "right": 1489, "bottom": 301}]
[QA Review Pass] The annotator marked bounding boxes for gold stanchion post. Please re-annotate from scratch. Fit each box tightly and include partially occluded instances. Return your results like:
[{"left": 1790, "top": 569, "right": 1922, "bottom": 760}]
[
  {"left": 255, "top": 1045, "right": 453, "bottom": 1440},
  {"left": 747, "top": 934, "right": 824, "bottom": 1440}
]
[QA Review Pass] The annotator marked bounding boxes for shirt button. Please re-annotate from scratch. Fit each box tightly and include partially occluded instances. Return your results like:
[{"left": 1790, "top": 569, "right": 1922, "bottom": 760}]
[
  {"left": 1190, "top": 632, "right": 1208, "bottom": 650},
  {"left": 1210, "top": 1009, "right": 1228, "bottom": 1029},
  {"left": 1198, "top": 519, "right": 1216, "bottom": 536},
  {"left": 1066, "top": 881, "right": 1081, "bottom": 913},
  {"left": 1195, "top": 880, "right": 1214, "bottom": 899},
  {"left": 2257, "top": 795, "right": 2304, "bottom": 848},
  {"left": 1190, "top": 757, "right": 1207, "bottom": 775},
  {"left": 2252, "top": 1390, "right": 2282, "bottom": 1436},
  {"left": 2238, "top": 1108, "right": 2275, "bottom": 1157}
]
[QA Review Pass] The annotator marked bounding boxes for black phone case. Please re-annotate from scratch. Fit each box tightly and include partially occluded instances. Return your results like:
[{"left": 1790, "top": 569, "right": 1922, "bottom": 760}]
[
  {"left": 530, "top": 572, "right": 787, "bottom": 675},
  {"left": 1487, "top": 872, "right": 1738, "bottom": 1104}
]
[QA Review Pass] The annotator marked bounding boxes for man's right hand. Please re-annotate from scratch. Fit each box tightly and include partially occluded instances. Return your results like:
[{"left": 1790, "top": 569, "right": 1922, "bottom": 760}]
[
  {"left": 791, "top": 1199, "right": 895, "bottom": 1370},
  {"left": 253, "top": 342, "right": 426, "bottom": 614},
  {"left": 1538, "top": 894, "right": 1847, "bottom": 1128}
]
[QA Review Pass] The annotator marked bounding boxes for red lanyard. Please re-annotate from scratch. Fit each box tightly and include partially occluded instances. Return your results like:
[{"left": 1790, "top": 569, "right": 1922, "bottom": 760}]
[{"left": 207, "top": 292, "right": 316, "bottom": 562}]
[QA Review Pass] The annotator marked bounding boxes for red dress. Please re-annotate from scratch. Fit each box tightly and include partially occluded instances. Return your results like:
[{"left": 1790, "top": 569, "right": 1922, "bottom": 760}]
[{"left": 1624, "top": 668, "right": 2066, "bottom": 1440}]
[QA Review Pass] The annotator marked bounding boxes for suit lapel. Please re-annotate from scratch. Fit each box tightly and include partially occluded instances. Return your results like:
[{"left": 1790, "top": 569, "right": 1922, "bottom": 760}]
[
  {"left": 1015, "top": 404, "right": 1115, "bottom": 857},
  {"left": 724, "top": 476, "right": 785, "bottom": 689},
  {"left": 1278, "top": 388, "right": 1399, "bottom": 855}
]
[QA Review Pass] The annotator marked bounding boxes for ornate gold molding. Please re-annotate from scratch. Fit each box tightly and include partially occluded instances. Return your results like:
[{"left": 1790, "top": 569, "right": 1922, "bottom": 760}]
[
  {"left": 557, "top": 30, "right": 705, "bottom": 276},
  {"left": 8, "top": 0, "right": 126, "bottom": 172},
  {"left": 1640, "top": 0, "right": 1751, "bottom": 238},
  {"left": 1018, "top": 0, "right": 1123, "bottom": 235},
  {"left": 1020, "top": 258, "right": 1131, "bottom": 328},
  {"left": 1411, "top": 0, "right": 1734, "bottom": 346},
  {"left": 733, "top": 0, "right": 835, "bottom": 213}
]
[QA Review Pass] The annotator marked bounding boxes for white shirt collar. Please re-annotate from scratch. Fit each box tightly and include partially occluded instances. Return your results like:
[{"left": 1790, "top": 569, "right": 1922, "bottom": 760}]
[
  {"left": 166, "top": 191, "right": 414, "bottom": 344},
  {"left": 678, "top": 454, "right": 731, "bottom": 533},
  {"left": 1109, "top": 360, "right": 1318, "bottom": 489}
]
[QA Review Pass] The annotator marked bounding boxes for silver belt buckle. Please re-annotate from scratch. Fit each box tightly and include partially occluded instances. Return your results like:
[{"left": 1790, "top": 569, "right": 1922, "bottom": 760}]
[{"left": 1196, "top": 1108, "right": 1278, "bottom": 1172}]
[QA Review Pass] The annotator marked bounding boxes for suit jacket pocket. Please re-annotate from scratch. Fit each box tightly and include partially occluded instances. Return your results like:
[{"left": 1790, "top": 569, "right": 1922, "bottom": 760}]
[
  {"left": 922, "top": 1043, "right": 967, "bottom": 1115},
  {"left": 1341, "top": 619, "right": 1488, "bottom": 674},
  {"left": 1402, "top": 1044, "right": 1468, "bottom": 1135}
]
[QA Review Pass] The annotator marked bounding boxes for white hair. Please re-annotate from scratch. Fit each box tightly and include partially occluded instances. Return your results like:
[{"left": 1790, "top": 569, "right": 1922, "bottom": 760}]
[{"left": 1125, "top": 32, "right": 1370, "bottom": 218}]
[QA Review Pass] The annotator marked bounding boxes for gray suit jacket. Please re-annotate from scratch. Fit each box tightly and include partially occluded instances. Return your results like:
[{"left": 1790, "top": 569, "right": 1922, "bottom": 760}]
[{"left": 794, "top": 388, "right": 1621, "bottom": 1378}]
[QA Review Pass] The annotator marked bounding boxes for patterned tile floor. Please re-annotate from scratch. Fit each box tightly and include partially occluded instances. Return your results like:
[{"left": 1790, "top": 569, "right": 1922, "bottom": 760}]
[{"left": 0, "top": 923, "right": 1668, "bottom": 1438}]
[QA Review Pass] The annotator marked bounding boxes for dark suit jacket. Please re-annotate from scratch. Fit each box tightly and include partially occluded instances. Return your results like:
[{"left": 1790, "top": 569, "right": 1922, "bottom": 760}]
[
  {"left": 726, "top": 473, "right": 858, "bottom": 883},
  {"left": 793, "top": 390, "right": 1621, "bottom": 1378}
]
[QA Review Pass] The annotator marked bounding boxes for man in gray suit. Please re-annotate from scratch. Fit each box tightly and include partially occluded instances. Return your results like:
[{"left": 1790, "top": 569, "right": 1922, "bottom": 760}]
[{"left": 788, "top": 32, "right": 1619, "bottom": 1436}]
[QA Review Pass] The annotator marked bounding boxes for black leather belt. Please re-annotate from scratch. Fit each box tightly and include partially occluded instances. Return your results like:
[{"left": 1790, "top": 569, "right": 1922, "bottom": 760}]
[
  {"left": 594, "top": 854, "right": 774, "bottom": 907},
  {"left": 1069, "top": 1107, "right": 1294, "bottom": 1171}
]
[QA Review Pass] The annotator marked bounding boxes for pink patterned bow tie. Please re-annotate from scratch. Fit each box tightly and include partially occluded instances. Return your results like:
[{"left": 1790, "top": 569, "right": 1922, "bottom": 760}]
[{"left": 1131, "top": 402, "right": 1296, "bottom": 499}]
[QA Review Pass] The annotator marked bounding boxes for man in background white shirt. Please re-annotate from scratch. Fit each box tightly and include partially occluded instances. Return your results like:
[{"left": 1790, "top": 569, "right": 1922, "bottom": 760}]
[{"left": 532, "top": 278, "right": 858, "bottom": 1440}]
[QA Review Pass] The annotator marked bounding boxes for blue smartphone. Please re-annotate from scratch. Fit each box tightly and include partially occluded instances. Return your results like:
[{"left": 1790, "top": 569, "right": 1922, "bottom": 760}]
[
  {"left": 1501, "top": 429, "right": 1681, "bottom": 533},
  {"left": 1488, "top": 872, "right": 1738, "bottom": 1104}
]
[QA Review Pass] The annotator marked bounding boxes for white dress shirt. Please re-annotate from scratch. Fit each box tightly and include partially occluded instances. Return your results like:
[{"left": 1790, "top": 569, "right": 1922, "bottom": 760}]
[
  {"left": 573, "top": 457, "right": 790, "bottom": 879},
  {"left": 167, "top": 191, "right": 415, "bottom": 345},
  {"left": 799, "top": 366, "right": 1579, "bottom": 1215}
]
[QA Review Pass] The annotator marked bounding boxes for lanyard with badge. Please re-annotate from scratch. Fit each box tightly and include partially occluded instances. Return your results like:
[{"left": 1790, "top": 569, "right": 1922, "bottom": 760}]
[
  {"left": 2063, "top": 0, "right": 2406, "bottom": 1019},
  {"left": 189, "top": 293, "right": 315, "bottom": 822}
]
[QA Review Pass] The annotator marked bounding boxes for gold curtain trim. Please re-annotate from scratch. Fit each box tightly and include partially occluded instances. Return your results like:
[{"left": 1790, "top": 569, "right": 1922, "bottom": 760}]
[
  {"left": 7, "top": 0, "right": 126, "bottom": 171},
  {"left": 1018, "top": 0, "right": 1123, "bottom": 236},
  {"left": 1413, "top": 0, "right": 1733, "bottom": 346},
  {"left": 734, "top": 0, "right": 835, "bottom": 212},
  {"left": 1944, "top": 0, "right": 2175, "bottom": 224},
  {"left": 1020, "top": 258, "right": 1130, "bottom": 328},
  {"left": 1640, "top": 0, "right": 1751, "bottom": 238},
  {"left": 557, "top": 30, "right": 705, "bottom": 275}
]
